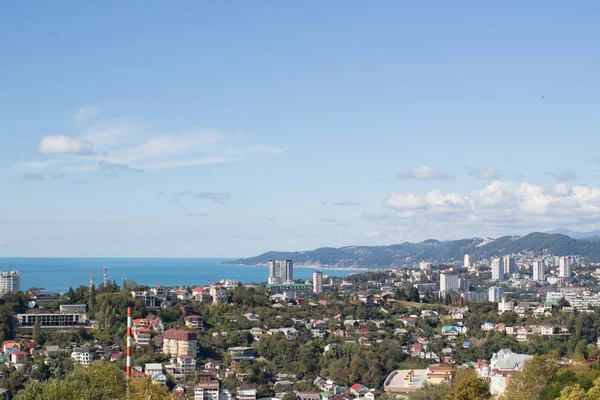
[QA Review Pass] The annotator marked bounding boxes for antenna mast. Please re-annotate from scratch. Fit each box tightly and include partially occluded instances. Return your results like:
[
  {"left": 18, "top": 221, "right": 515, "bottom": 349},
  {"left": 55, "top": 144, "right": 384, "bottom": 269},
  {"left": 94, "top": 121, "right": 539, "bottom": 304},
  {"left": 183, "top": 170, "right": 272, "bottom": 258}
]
[
  {"left": 103, "top": 266, "right": 108, "bottom": 288},
  {"left": 89, "top": 273, "right": 94, "bottom": 288}
]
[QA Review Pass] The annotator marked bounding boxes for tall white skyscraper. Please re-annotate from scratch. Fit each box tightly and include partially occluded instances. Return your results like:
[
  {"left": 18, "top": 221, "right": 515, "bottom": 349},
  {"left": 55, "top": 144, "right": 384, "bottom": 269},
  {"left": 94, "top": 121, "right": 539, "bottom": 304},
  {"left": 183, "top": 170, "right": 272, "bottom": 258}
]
[
  {"left": 440, "top": 272, "right": 459, "bottom": 294},
  {"left": 268, "top": 260, "right": 294, "bottom": 284},
  {"left": 491, "top": 258, "right": 504, "bottom": 281},
  {"left": 312, "top": 271, "right": 323, "bottom": 294},
  {"left": 419, "top": 261, "right": 432, "bottom": 270},
  {"left": 488, "top": 286, "right": 504, "bottom": 303},
  {"left": 532, "top": 260, "right": 546, "bottom": 282},
  {"left": 503, "top": 255, "right": 517, "bottom": 274},
  {"left": 559, "top": 256, "right": 572, "bottom": 278},
  {"left": 464, "top": 254, "right": 471, "bottom": 269},
  {"left": 0, "top": 270, "right": 20, "bottom": 297}
]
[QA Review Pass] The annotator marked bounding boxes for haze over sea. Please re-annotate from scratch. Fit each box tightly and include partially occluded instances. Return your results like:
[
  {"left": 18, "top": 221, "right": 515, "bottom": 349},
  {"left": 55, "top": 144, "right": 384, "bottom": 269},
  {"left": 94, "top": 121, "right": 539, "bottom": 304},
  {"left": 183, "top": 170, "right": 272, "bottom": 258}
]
[{"left": 0, "top": 258, "right": 355, "bottom": 293}]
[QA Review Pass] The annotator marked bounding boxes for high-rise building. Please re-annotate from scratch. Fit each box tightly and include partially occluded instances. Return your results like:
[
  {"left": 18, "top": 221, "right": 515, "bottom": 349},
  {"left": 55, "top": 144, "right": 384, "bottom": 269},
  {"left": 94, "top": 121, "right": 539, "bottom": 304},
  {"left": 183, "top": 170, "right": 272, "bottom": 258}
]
[
  {"left": 440, "top": 273, "right": 459, "bottom": 294},
  {"left": 162, "top": 329, "right": 198, "bottom": 358},
  {"left": 312, "top": 271, "right": 323, "bottom": 294},
  {"left": 532, "top": 260, "right": 546, "bottom": 282},
  {"left": 464, "top": 255, "right": 471, "bottom": 269},
  {"left": 503, "top": 255, "right": 517, "bottom": 274},
  {"left": 268, "top": 260, "right": 293, "bottom": 284},
  {"left": 488, "top": 286, "right": 504, "bottom": 303},
  {"left": 559, "top": 256, "right": 572, "bottom": 278},
  {"left": 491, "top": 258, "right": 504, "bottom": 281},
  {"left": 458, "top": 277, "right": 469, "bottom": 292},
  {"left": 0, "top": 270, "right": 20, "bottom": 297},
  {"left": 419, "top": 261, "right": 432, "bottom": 270}
]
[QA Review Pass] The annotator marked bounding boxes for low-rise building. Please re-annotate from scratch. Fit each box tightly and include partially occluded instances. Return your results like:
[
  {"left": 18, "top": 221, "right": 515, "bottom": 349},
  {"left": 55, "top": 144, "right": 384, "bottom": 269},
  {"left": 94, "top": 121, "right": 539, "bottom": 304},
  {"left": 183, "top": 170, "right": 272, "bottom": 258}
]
[
  {"left": 195, "top": 372, "right": 220, "bottom": 400},
  {"left": 185, "top": 315, "right": 204, "bottom": 329},
  {"left": 237, "top": 385, "right": 257, "bottom": 400},
  {"left": 71, "top": 347, "right": 96, "bottom": 365}
]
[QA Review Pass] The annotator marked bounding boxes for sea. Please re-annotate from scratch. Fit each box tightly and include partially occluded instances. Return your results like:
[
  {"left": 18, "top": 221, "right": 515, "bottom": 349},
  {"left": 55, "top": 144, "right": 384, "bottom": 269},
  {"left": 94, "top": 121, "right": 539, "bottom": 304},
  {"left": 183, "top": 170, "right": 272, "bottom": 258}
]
[{"left": 0, "top": 258, "right": 358, "bottom": 293}]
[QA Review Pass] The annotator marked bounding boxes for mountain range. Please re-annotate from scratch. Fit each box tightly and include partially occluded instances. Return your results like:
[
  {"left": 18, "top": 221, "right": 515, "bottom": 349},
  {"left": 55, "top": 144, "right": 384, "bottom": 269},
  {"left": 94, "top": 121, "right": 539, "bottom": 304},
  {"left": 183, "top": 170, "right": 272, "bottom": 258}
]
[
  {"left": 545, "top": 229, "right": 600, "bottom": 241},
  {"left": 226, "top": 232, "right": 600, "bottom": 269}
]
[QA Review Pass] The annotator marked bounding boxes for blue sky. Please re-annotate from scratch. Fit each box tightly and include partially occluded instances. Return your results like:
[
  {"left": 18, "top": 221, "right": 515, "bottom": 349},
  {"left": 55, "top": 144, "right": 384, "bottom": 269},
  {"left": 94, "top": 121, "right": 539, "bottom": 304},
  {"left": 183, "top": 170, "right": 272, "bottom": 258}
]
[{"left": 1, "top": 2, "right": 600, "bottom": 257}]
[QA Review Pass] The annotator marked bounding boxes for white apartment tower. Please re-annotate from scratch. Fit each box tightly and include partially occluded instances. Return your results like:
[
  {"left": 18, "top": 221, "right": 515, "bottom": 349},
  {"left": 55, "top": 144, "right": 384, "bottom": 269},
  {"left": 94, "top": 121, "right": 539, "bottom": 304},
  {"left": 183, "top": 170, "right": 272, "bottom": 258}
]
[
  {"left": 0, "top": 270, "right": 20, "bottom": 297},
  {"left": 503, "top": 255, "right": 517, "bottom": 275},
  {"left": 419, "top": 261, "right": 432, "bottom": 271},
  {"left": 439, "top": 272, "right": 459, "bottom": 294},
  {"left": 312, "top": 271, "right": 323, "bottom": 294},
  {"left": 491, "top": 258, "right": 505, "bottom": 281},
  {"left": 488, "top": 286, "right": 504, "bottom": 303},
  {"left": 559, "top": 256, "right": 572, "bottom": 278},
  {"left": 464, "top": 254, "right": 471, "bottom": 269},
  {"left": 532, "top": 260, "right": 546, "bottom": 282},
  {"left": 268, "top": 260, "right": 293, "bottom": 284}
]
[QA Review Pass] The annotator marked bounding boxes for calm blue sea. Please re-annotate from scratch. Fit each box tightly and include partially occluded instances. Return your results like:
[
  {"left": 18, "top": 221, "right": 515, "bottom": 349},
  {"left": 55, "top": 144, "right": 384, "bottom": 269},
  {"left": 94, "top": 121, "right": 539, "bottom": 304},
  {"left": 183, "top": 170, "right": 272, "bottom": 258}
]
[{"left": 0, "top": 258, "right": 355, "bottom": 293}]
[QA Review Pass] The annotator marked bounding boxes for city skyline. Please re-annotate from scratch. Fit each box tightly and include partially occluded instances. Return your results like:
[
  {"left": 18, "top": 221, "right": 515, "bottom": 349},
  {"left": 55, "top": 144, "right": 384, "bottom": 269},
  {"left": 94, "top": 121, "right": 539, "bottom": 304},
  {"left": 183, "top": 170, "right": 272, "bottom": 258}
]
[{"left": 2, "top": 2, "right": 600, "bottom": 257}]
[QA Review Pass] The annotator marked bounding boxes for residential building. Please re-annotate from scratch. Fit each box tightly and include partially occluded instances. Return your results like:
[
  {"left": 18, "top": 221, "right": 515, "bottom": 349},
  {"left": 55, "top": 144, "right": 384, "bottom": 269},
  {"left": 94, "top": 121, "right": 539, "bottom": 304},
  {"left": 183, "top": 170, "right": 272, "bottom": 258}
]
[
  {"left": 313, "top": 271, "right": 323, "bottom": 294},
  {"left": 490, "top": 349, "right": 532, "bottom": 373},
  {"left": 184, "top": 315, "right": 204, "bottom": 329},
  {"left": 2, "top": 340, "right": 21, "bottom": 354},
  {"left": 162, "top": 329, "right": 198, "bottom": 358},
  {"left": 439, "top": 273, "right": 459, "bottom": 295},
  {"left": 134, "top": 328, "right": 152, "bottom": 345},
  {"left": 0, "top": 270, "right": 20, "bottom": 297},
  {"left": 131, "top": 291, "right": 156, "bottom": 307},
  {"left": 166, "top": 355, "right": 197, "bottom": 378},
  {"left": 210, "top": 284, "right": 228, "bottom": 304},
  {"left": 193, "top": 287, "right": 212, "bottom": 303},
  {"left": 491, "top": 259, "right": 504, "bottom": 281},
  {"left": 488, "top": 286, "right": 504, "bottom": 303},
  {"left": 498, "top": 298, "right": 514, "bottom": 313},
  {"left": 462, "top": 292, "right": 488, "bottom": 302},
  {"left": 16, "top": 306, "right": 87, "bottom": 329},
  {"left": 503, "top": 255, "right": 517, "bottom": 275},
  {"left": 419, "top": 262, "right": 432, "bottom": 271},
  {"left": 458, "top": 277, "right": 469, "bottom": 292},
  {"left": 268, "top": 260, "right": 293, "bottom": 284},
  {"left": 559, "top": 256, "right": 572, "bottom": 278},
  {"left": 532, "top": 260, "right": 546, "bottom": 282},
  {"left": 383, "top": 366, "right": 452, "bottom": 394},
  {"left": 464, "top": 254, "right": 471, "bottom": 269},
  {"left": 237, "top": 385, "right": 257, "bottom": 400},
  {"left": 195, "top": 372, "right": 220, "bottom": 400},
  {"left": 266, "top": 283, "right": 312, "bottom": 299},
  {"left": 71, "top": 347, "right": 96, "bottom": 365}
]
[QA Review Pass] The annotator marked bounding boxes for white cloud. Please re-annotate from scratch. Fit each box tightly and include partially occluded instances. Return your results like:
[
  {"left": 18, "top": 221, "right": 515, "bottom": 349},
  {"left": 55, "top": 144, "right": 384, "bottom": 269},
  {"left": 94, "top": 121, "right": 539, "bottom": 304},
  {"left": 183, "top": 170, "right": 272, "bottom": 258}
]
[
  {"left": 365, "top": 231, "right": 381, "bottom": 237},
  {"left": 397, "top": 166, "right": 454, "bottom": 181},
  {"left": 468, "top": 166, "right": 503, "bottom": 180},
  {"left": 12, "top": 160, "right": 60, "bottom": 170},
  {"left": 381, "top": 180, "right": 600, "bottom": 228},
  {"left": 73, "top": 106, "right": 99, "bottom": 125},
  {"left": 546, "top": 168, "right": 578, "bottom": 182},
  {"left": 38, "top": 135, "right": 94, "bottom": 155}
]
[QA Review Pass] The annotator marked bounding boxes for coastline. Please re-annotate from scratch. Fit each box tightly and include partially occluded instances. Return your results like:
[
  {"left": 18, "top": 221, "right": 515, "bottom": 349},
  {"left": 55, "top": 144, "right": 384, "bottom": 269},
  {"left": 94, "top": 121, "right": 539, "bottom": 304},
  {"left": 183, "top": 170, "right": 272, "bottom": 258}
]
[{"left": 225, "top": 262, "right": 368, "bottom": 272}]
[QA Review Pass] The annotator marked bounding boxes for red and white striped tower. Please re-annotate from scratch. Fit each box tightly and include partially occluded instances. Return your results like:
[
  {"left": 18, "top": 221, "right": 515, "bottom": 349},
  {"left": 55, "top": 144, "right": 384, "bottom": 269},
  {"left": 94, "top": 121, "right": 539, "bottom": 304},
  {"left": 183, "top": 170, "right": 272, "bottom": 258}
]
[{"left": 126, "top": 307, "right": 132, "bottom": 377}]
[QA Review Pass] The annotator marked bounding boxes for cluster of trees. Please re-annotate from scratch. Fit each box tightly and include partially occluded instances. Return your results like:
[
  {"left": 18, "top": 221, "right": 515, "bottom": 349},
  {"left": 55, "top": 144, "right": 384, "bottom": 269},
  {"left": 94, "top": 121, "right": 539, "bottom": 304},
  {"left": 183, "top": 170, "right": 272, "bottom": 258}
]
[{"left": 14, "top": 362, "right": 170, "bottom": 400}]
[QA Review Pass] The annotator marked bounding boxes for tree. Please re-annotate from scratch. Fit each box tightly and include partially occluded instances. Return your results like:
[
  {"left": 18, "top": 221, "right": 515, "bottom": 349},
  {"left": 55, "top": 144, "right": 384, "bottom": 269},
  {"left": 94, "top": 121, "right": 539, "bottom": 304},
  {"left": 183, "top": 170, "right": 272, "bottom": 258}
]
[
  {"left": 88, "top": 285, "right": 96, "bottom": 316},
  {"left": 446, "top": 368, "right": 490, "bottom": 400},
  {"left": 127, "top": 376, "right": 171, "bottom": 400},
  {"left": 407, "top": 382, "right": 450, "bottom": 400},
  {"left": 501, "top": 355, "right": 559, "bottom": 400},
  {"left": 32, "top": 317, "right": 41, "bottom": 344}
]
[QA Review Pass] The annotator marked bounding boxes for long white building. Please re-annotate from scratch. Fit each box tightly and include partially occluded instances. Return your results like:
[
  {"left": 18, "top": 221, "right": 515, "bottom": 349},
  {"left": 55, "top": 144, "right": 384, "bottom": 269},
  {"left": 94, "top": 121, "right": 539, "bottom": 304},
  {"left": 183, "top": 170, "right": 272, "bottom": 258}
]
[
  {"left": 0, "top": 270, "right": 20, "bottom": 297},
  {"left": 532, "top": 260, "right": 546, "bottom": 282}
]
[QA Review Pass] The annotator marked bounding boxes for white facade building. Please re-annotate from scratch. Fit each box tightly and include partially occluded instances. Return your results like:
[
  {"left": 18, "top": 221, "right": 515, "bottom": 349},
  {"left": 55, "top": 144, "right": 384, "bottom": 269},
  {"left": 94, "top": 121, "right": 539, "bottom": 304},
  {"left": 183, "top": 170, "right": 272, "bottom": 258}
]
[
  {"left": 312, "top": 271, "right": 323, "bottom": 294},
  {"left": 559, "top": 256, "right": 572, "bottom": 278},
  {"left": 0, "top": 270, "right": 20, "bottom": 297},
  {"left": 488, "top": 286, "right": 504, "bottom": 303},
  {"left": 491, "top": 258, "right": 504, "bottom": 281},
  {"left": 464, "top": 254, "right": 471, "bottom": 269},
  {"left": 419, "top": 261, "right": 432, "bottom": 270},
  {"left": 532, "top": 260, "right": 546, "bottom": 282},
  {"left": 498, "top": 298, "right": 514, "bottom": 313},
  {"left": 440, "top": 273, "right": 459, "bottom": 294},
  {"left": 503, "top": 255, "right": 517, "bottom": 275},
  {"left": 268, "top": 260, "right": 293, "bottom": 284}
]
